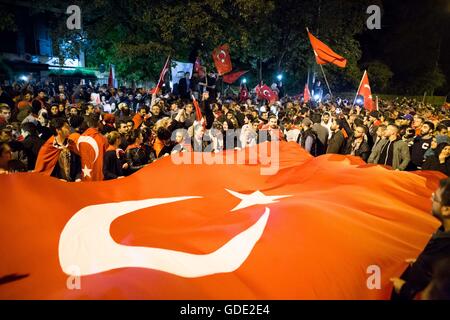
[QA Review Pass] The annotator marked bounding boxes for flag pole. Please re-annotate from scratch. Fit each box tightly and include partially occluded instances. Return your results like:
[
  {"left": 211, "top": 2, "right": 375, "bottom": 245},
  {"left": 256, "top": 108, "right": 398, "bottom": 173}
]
[
  {"left": 353, "top": 70, "right": 366, "bottom": 106},
  {"left": 319, "top": 64, "right": 333, "bottom": 99},
  {"left": 306, "top": 27, "right": 332, "bottom": 99},
  {"left": 151, "top": 55, "right": 170, "bottom": 107}
]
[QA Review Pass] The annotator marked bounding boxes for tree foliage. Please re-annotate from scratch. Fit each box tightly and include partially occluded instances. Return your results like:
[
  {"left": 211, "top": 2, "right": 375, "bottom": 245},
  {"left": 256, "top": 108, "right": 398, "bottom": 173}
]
[{"left": 42, "top": 0, "right": 447, "bottom": 94}]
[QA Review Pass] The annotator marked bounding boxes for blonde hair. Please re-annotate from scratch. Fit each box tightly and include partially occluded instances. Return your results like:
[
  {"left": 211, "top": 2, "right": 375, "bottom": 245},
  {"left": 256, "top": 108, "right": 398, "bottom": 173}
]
[
  {"left": 106, "top": 131, "right": 120, "bottom": 145},
  {"left": 154, "top": 117, "right": 171, "bottom": 132}
]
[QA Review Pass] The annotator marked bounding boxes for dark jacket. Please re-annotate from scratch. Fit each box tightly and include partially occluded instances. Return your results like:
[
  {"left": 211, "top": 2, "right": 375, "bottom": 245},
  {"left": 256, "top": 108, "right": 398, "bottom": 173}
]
[
  {"left": 298, "top": 129, "right": 318, "bottom": 156},
  {"left": 343, "top": 137, "right": 371, "bottom": 162},
  {"left": 311, "top": 123, "right": 328, "bottom": 156},
  {"left": 326, "top": 130, "right": 345, "bottom": 154},
  {"left": 422, "top": 143, "right": 450, "bottom": 176},
  {"left": 103, "top": 149, "right": 124, "bottom": 180},
  {"left": 125, "top": 146, "right": 149, "bottom": 174},
  {"left": 410, "top": 136, "right": 433, "bottom": 168},
  {"left": 178, "top": 78, "right": 191, "bottom": 99},
  {"left": 392, "top": 229, "right": 450, "bottom": 300},
  {"left": 20, "top": 135, "right": 45, "bottom": 171},
  {"left": 50, "top": 151, "right": 81, "bottom": 182},
  {"left": 423, "top": 157, "right": 450, "bottom": 176}
]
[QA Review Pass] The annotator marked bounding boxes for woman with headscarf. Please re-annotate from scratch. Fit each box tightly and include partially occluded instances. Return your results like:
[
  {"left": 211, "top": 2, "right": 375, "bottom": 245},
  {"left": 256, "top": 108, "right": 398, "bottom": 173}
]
[{"left": 423, "top": 142, "right": 450, "bottom": 176}]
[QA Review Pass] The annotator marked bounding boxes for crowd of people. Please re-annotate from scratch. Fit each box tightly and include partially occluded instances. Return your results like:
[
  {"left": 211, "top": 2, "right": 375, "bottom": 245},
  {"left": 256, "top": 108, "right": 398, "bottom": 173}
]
[{"left": 1, "top": 80, "right": 450, "bottom": 178}]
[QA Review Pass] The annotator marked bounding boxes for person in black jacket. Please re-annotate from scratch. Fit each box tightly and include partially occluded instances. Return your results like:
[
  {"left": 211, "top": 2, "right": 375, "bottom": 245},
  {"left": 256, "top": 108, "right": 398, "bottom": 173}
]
[
  {"left": 391, "top": 177, "right": 450, "bottom": 300},
  {"left": 125, "top": 130, "right": 150, "bottom": 174},
  {"left": 326, "top": 118, "right": 345, "bottom": 154},
  {"left": 343, "top": 125, "right": 371, "bottom": 162},
  {"left": 178, "top": 72, "right": 192, "bottom": 100},
  {"left": 103, "top": 131, "right": 128, "bottom": 180},
  {"left": 422, "top": 142, "right": 450, "bottom": 176},
  {"left": 11, "top": 122, "right": 44, "bottom": 171}
]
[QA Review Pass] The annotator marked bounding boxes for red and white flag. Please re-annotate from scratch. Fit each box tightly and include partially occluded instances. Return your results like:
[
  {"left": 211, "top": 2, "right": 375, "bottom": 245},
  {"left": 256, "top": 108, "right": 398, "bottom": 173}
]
[
  {"left": 154, "top": 56, "right": 171, "bottom": 95},
  {"left": 256, "top": 84, "right": 278, "bottom": 103},
  {"left": 194, "top": 57, "right": 205, "bottom": 78},
  {"left": 192, "top": 95, "right": 202, "bottom": 122},
  {"left": 223, "top": 70, "right": 248, "bottom": 84},
  {"left": 355, "top": 70, "right": 375, "bottom": 112},
  {"left": 303, "top": 84, "right": 311, "bottom": 103},
  {"left": 108, "top": 64, "right": 115, "bottom": 88},
  {"left": 0, "top": 143, "right": 443, "bottom": 299},
  {"left": 78, "top": 127, "right": 108, "bottom": 181},
  {"left": 212, "top": 44, "right": 232, "bottom": 75}
]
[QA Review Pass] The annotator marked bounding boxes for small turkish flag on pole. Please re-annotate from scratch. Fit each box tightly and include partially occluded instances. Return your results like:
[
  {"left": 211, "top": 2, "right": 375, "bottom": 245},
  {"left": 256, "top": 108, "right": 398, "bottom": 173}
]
[
  {"left": 354, "top": 70, "right": 375, "bottom": 112},
  {"left": 256, "top": 84, "right": 278, "bottom": 104},
  {"left": 194, "top": 57, "right": 205, "bottom": 78},
  {"left": 303, "top": 84, "right": 311, "bottom": 103}
]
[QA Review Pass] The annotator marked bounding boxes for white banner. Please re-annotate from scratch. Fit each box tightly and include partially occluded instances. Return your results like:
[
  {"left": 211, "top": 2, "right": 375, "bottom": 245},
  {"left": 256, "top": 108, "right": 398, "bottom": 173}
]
[{"left": 171, "top": 60, "right": 194, "bottom": 89}]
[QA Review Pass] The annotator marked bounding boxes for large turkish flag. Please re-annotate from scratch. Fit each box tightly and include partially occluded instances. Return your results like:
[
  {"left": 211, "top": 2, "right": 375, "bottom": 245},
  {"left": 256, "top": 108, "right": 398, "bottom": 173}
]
[{"left": 0, "top": 142, "right": 443, "bottom": 299}]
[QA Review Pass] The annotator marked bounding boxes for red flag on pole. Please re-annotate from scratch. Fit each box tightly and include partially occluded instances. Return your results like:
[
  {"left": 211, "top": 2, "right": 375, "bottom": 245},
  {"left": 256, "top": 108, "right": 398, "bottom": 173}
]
[
  {"left": 212, "top": 44, "right": 232, "bottom": 75},
  {"left": 307, "top": 30, "right": 347, "bottom": 68},
  {"left": 239, "top": 86, "right": 249, "bottom": 102},
  {"left": 303, "top": 84, "right": 311, "bottom": 103},
  {"left": 154, "top": 56, "right": 171, "bottom": 95},
  {"left": 78, "top": 127, "right": 108, "bottom": 181},
  {"left": 192, "top": 95, "right": 202, "bottom": 122},
  {"left": 194, "top": 57, "right": 205, "bottom": 78},
  {"left": 355, "top": 70, "right": 375, "bottom": 112},
  {"left": 223, "top": 70, "right": 248, "bottom": 84},
  {"left": 256, "top": 84, "right": 278, "bottom": 103},
  {"left": 108, "top": 64, "right": 114, "bottom": 87}
]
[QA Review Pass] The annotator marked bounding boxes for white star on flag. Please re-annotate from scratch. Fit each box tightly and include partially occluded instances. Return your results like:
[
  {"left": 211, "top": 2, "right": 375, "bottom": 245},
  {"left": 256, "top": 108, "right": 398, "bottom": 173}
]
[
  {"left": 225, "top": 189, "right": 292, "bottom": 212},
  {"left": 82, "top": 165, "right": 92, "bottom": 178}
]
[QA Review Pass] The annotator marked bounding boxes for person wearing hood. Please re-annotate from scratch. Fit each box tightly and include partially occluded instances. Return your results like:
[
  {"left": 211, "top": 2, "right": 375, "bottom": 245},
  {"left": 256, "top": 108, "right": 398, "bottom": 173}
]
[
  {"left": 423, "top": 142, "right": 450, "bottom": 176},
  {"left": 424, "top": 135, "right": 450, "bottom": 160}
]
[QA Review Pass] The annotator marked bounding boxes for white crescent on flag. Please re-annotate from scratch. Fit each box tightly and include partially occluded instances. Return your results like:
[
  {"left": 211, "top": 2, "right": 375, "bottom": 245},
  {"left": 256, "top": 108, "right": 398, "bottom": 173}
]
[
  {"left": 77, "top": 136, "right": 99, "bottom": 163},
  {"left": 217, "top": 50, "right": 227, "bottom": 64},
  {"left": 58, "top": 190, "right": 285, "bottom": 278}
]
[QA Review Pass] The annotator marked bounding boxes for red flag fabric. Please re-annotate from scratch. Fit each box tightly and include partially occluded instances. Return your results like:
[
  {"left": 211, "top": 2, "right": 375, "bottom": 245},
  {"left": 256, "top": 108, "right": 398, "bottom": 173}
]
[
  {"left": 34, "top": 136, "right": 64, "bottom": 175},
  {"left": 194, "top": 57, "right": 205, "bottom": 78},
  {"left": 223, "top": 70, "right": 248, "bottom": 84},
  {"left": 192, "top": 96, "right": 202, "bottom": 122},
  {"left": 79, "top": 127, "right": 108, "bottom": 181},
  {"left": 0, "top": 142, "right": 443, "bottom": 299},
  {"left": 132, "top": 113, "right": 144, "bottom": 129},
  {"left": 303, "top": 84, "right": 311, "bottom": 103},
  {"left": 35, "top": 135, "right": 78, "bottom": 175},
  {"left": 108, "top": 64, "right": 114, "bottom": 87},
  {"left": 356, "top": 70, "right": 375, "bottom": 112},
  {"left": 307, "top": 30, "right": 347, "bottom": 68},
  {"left": 256, "top": 84, "right": 278, "bottom": 103},
  {"left": 212, "top": 44, "right": 232, "bottom": 75},
  {"left": 154, "top": 56, "right": 171, "bottom": 95},
  {"left": 239, "top": 86, "right": 249, "bottom": 102}
]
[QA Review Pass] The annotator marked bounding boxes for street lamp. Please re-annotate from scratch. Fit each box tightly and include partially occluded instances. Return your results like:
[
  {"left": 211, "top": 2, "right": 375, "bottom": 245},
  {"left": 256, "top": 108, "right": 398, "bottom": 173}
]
[
  {"left": 277, "top": 74, "right": 283, "bottom": 81},
  {"left": 242, "top": 78, "right": 247, "bottom": 84}
]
